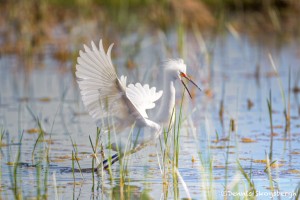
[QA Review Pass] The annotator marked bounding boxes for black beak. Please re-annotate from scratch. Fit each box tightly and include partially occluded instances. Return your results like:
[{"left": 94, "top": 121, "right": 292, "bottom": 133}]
[{"left": 180, "top": 72, "right": 201, "bottom": 99}]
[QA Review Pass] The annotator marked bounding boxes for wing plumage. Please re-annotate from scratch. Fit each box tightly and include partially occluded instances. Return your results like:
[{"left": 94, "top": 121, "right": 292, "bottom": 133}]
[
  {"left": 126, "top": 83, "right": 163, "bottom": 118},
  {"left": 75, "top": 40, "right": 162, "bottom": 131},
  {"left": 76, "top": 40, "right": 126, "bottom": 123}
]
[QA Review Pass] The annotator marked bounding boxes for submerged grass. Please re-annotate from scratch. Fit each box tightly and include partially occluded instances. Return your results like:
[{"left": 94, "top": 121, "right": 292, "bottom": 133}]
[
  {"left": 0, "top": 126, "right": 5, "bottom": 147},
  {"left": 267, "top": 90, "right": 274, "bottom": 162},
  {"left": 88, "top": 135, "right": 96, "bottom": 191},
  {"left": 70, "top": 137, "right": 84, "bottom": 180},
  {"left": 191, "top": 118, "right": 214, "bottom": 200},
  {"left": 88, "top": 128, "right": 103, "bottom": 191},
  {"left": 12, "top": 131, "right": 24, "bottom": 200},
  {"left": 269, "top": 54, "right": 290, "bottom": 133},
  {"left": 26, "top": 106, "right": 53, "bottom": 198},
  {"left": 295, "top": 183, "right": 300, "bottom": 200},
  {"left": 0, "top": 127, "right": 3, "bottom": 197},
  {"left": 174, "top": 91, "right": 185, "bottom": 169},
  {"left": 265, "top": 152, "right": 275, "bottom": 194},
  {"left": 237, "top": 159, "right": 256, "bottom": 198},
  {"left": 158, "top": 91, "right": 195, "bottom": 199}
]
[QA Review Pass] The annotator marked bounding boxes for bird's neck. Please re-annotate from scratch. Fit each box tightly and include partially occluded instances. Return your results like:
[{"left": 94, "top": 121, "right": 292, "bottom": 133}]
[{"left": 155, "top": 70, "right": 176, "bottom": 125}]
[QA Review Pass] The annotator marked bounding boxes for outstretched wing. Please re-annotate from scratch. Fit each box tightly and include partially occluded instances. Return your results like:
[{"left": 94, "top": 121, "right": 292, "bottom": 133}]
[
  {"left": 126, "top": 83, "right": 163, "bottom": 118},
  {"left": 75, "top": 40, "right": 162, "bottom": 131}
]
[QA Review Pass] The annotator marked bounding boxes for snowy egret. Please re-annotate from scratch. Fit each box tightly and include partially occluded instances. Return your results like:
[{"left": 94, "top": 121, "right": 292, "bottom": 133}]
[{"left": 75, "top": 40, "right": 200, "bottom": 169}]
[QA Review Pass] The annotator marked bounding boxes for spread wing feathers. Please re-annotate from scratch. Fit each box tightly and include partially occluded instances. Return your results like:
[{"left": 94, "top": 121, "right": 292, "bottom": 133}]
[
  {"left": 76, "top": 40, "right": 132, "bottom": 127},
  {"left": 75, "top": 40, "right": 161, "bottom": 131},
  {"left": 126, "top": 83, "right": 163, "bottom": 118}
]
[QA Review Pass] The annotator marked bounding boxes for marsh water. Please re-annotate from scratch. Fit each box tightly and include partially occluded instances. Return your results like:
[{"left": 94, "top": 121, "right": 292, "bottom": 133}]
[{"left": 1, "top": 30, "right": 300, "bottom": 199}]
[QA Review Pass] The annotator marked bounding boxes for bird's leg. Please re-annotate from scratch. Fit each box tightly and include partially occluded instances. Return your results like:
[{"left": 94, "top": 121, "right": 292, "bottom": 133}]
[
  {"left": 98, "top": 144, "right": 145, "bottom": 171},
  {"left": 102, "top": 153, "right": 119, "bottom": 169},
  {"left": 97, "top": 133, "right": 157, "bottom": 173},
  {"left": 96, "top": 153, "right": 119, "bottom": 176}
]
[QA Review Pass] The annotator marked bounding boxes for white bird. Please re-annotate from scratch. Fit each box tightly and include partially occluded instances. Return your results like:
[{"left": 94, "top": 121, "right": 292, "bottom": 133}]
[{"left": 75, "top": 39, "right": 200, "bottom": 169}]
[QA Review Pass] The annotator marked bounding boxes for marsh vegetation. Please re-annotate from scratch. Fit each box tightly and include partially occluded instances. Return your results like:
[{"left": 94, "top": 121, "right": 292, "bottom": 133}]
[{"left": 0, "top": 0, "right": 300, "bottom": 199}]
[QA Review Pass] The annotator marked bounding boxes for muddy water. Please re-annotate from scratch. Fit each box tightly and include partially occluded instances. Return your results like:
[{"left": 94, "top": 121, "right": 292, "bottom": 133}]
[{"left": 0, "top": 32, "right": 300, "bottom": 199}]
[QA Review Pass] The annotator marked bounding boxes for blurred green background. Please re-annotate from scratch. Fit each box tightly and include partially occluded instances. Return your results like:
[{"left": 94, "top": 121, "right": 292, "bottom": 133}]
[{"left": 1, "top": 0, "right": 299, "bottom": 67}]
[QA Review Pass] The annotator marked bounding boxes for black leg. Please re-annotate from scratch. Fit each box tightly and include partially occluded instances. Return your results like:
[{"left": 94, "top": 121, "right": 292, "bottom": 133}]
[{"left": 102, "top": 153, "right": 119, "bottom": 169}]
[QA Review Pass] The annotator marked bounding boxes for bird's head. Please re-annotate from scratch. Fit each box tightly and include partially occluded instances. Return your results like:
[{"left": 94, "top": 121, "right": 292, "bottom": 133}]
[{"left": 163, "top": 59, "right": 201, "bottom": 98}]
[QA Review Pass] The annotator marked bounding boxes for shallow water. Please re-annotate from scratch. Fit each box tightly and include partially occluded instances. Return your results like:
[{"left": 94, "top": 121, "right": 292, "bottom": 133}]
[{"left": 0, "top": 31, "right": 300, "bottom": 199}]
